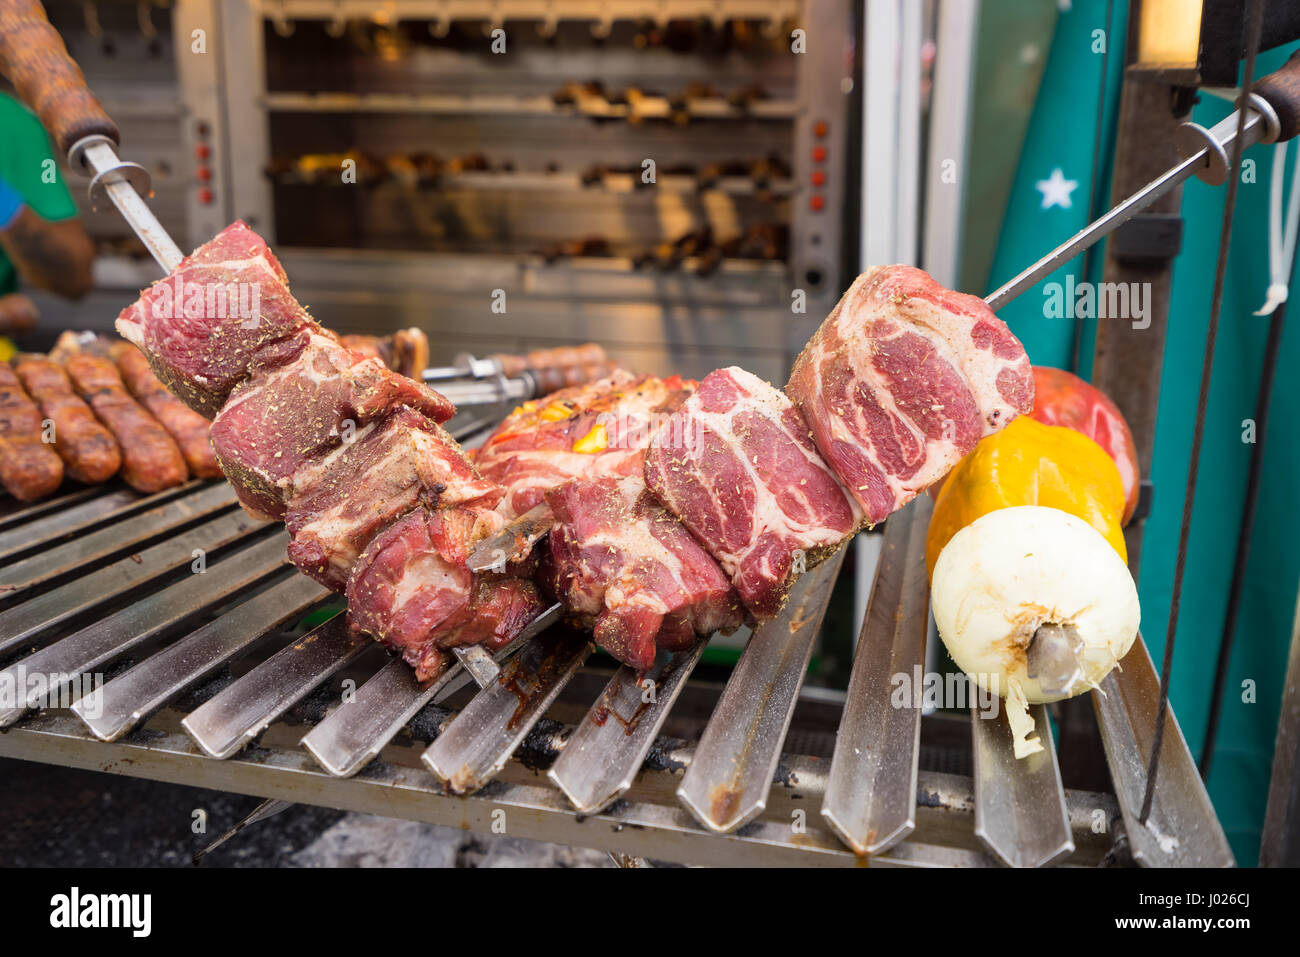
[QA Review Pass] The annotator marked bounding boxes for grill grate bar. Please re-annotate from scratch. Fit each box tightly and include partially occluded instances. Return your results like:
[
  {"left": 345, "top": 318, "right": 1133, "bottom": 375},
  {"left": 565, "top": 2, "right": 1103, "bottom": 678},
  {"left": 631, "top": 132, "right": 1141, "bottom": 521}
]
[
  {"left": 0, "top": 485, "right": 105, "bottom": 532},
  {"left": 0, "top": 484, "right": 199, "bottom": 563},
  {"left": 299, "top": 602, "right": 563, "bottom": 778},
  {"left": 0, "top": 532, "right": 289, "bottom": 727},
  {"left": 548, "top": 639, "right": 707, "bottom": 814},
  {"left": 971, "top": 704, "right": 1074, "bottom": 868},
  {"left": 0, "top": 482, "right": 239, "bottom": 597},
  {"left": 0, "top": 507, "right": 269, "bottom": 657},
  {"left": 1092, "top": 636, "right": 1235, "bottom": 866},
  {"left": 422, "top": 628, "right": 592, "bottom": 793},
  {"left": 5, "top": 711, "right": 1127, "bottom": 868},
  {"left": 301, "top": 657, "right": 462, "bottom": 777},
  {"left": 72, "top": 573, "right": 333, "bottom": 741},
  {"left": 822, "top": 496, "right": 930, "bottom": 855},
  {"left": 676, "top": 548, "right": 846, "bottom": 833},
  {"left": 181, "top": 612, "right": 359, "bottom": 759}
]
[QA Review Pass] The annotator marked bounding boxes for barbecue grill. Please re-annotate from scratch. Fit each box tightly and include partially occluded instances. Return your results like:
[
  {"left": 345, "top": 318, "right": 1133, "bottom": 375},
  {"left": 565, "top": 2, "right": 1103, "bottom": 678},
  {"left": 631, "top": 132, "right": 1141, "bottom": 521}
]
[
  {"left": 3, "top": 0, "right": 1287, "bottom": 870},
  {"left": 0, "top": 444, "right": 1232, "bottom": 868}
]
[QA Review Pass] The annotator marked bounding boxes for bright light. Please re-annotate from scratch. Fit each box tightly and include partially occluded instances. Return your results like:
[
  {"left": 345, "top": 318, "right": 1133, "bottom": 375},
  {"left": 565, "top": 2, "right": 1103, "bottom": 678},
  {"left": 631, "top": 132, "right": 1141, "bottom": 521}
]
[{"left": 1137, "top": 0, "right": 1204, "bottom": 69}]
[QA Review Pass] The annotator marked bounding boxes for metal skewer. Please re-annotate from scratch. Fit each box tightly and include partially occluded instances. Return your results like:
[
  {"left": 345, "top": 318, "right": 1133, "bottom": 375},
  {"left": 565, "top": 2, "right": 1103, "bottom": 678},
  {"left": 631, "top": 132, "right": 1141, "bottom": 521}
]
[{"left": 985, "top": 96, "right": 1280, "bottom": 312}]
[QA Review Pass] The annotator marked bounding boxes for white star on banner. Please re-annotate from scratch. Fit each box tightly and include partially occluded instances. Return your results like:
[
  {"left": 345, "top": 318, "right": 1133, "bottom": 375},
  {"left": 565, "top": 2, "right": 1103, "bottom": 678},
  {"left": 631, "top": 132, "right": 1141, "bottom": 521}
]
[{"left": 1035, "top": 168, "right": 1079, "bottom": 210}]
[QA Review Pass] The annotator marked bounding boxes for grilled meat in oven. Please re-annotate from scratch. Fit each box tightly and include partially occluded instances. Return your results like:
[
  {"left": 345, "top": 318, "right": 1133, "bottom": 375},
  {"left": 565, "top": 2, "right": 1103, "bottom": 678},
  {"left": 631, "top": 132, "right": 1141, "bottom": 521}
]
[{"left": 111, "top": 220, "right": 1034, "bottom": 678}]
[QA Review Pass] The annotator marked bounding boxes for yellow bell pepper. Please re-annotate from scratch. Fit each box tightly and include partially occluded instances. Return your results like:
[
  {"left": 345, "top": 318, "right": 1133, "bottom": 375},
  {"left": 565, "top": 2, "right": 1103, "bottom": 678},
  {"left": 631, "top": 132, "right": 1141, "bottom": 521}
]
[
  {"left": 539, "top": 401, "right": 573, "bottom": 422},
  {"left": 926, "top": 415, "right": 1127, "bottom": 580},
  {"left": 572, "top": 422, "right": 608, "bottom": 454}
]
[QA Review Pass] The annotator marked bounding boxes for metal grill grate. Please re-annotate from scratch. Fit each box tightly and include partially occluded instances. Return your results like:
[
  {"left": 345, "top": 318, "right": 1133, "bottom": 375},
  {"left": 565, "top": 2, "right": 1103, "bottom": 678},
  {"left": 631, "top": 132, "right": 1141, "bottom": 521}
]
[{"left": 0, "top": 467, "right": 1234, "bottom": 867}]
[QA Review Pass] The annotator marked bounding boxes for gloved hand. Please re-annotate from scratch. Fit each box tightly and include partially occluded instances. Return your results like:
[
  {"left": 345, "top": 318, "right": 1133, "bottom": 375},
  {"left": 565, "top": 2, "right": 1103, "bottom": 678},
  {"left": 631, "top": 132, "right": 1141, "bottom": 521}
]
[{"left": 0, "top": 175, "right": 25, "bottom": 231}]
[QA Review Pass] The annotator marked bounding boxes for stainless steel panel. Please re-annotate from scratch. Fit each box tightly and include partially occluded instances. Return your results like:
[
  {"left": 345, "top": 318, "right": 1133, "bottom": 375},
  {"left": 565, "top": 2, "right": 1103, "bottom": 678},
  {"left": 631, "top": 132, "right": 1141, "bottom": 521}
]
[
  {"left": 0, "top": 482, "right": 238, "bottom": 597},
  {"left": 422, "top": 629, "right": 592, "bottom": 793},
  {"left": 0, "top": 485, "right": 196, "bottom": 563},
  {"left": 0, "top": 711, "right": 1119, "bottom": 868},
  {"left": 299, "top": 602, "right": 562, "bottom": 777}
]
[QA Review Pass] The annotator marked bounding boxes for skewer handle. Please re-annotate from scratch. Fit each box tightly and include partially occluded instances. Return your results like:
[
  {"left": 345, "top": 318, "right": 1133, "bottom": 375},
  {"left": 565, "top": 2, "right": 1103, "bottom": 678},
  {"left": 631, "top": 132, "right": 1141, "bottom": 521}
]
[
  {"left": 489, "top": 343, "right": 608, "bottom": 379},
  {"left": 1254, "top": 49, "right": 1300, "bottom": 142},
  {"left": 0, "top": 0, "right": 119, "bottom": 158}
]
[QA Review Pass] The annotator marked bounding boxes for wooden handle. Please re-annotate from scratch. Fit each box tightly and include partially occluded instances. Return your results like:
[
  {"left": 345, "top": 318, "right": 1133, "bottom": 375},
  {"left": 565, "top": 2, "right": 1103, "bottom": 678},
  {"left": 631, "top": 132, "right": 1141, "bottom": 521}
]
[
  {"left": 0, "top": 0, "right": 118, "bottom": 157},
  {"left": 492, "top": 343, "right": 608, "bottom": 378},
  {"left": 1255, "top": 49, "right": 1300, "bottom": 143},
  {"left": 529, "top": 362, "right": 616, "bottom": 395}
]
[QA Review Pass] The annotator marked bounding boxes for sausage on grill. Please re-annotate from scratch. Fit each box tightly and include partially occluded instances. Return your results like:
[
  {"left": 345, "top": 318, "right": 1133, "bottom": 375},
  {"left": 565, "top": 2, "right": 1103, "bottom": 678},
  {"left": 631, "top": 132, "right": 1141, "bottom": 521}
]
[
  {"left": 0, "top": 363, "right": 64, "bottom": 500},
  {"left": 112, "top": 344, "right": 221, "bottom": 478},
  {"left": 63, "top": 354, "right": 188, "bottom": 493},
  {"left": 13, "top": 354, "right": 121, "bottom": 484}
]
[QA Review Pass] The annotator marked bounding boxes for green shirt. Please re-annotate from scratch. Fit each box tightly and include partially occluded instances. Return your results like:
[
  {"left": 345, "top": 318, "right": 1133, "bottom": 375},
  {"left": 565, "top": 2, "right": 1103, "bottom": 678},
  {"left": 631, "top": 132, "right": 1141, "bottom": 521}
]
[{"left": 0, "top": 91, "right": 80, "bottom": 296}]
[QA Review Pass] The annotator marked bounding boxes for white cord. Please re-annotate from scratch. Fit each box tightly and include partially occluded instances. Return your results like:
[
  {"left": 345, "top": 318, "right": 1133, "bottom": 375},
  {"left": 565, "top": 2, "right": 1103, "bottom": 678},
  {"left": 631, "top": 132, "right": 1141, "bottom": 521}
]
[{"left": 1256, "top": 141, "right": 1300, "bottom": 315}]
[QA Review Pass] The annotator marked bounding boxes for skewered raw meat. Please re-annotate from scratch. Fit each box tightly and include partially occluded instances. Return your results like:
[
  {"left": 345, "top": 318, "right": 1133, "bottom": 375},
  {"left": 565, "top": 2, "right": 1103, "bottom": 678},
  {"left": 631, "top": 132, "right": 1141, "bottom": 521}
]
[
  {"left": 645, "top": 366, "right": 863, "bottom": 617},
  {"left": 113, "top": 220, "right": 1031, "bottom": 680},
  {"left": 115, "top": 221, "right": 314, "bottom": 418},
  {"left": 352, "top": 372, "right": 696, "bottom": 671},
  {"left": 543, "top": 475, "right": 743, "bottom": 670},
  {"left": 210, "top": 331, "right": 454, "bottom": 520},
  {"left": 112, "top": 222, "right": 529, "bottom": 674},
  {"left": 111, "top": 344, "right": 220, "bottom": 478},
  {"left": 0, "top": 362, "right": 63, "bottom": 501},
  {"left": 284, "top": 405, "right": 500, "bottom": 591},
  {"left": 786, "top": 265, "right": 1034, "bottom": 524},
  {"left": 346, "top": 505, "right": 543, "bottom": 679},
  {"left": 12, "top": 354, "right": 120, "bottom": 484},
  {"left": 474, "top": 370, "right": 695, "bottom": 522},
  {"left": 63, "top": 354, "right": 188, "bottom": 493}
]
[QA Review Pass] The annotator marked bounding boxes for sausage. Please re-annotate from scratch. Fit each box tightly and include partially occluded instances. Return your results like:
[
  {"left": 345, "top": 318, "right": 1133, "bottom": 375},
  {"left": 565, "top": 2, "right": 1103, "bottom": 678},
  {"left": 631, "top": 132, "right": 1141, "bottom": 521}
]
[
  {"left": 0, "top": 362, "right": 64, "bottom": 500},
  {"left": 63, "top": 354, "right": 188, "bottom": 493},
  {"left": 13, "top": 354, "right": 121, "bottom": 484},
  {"left": 111, "top": 344, "right": 221, "bottom": 478}
]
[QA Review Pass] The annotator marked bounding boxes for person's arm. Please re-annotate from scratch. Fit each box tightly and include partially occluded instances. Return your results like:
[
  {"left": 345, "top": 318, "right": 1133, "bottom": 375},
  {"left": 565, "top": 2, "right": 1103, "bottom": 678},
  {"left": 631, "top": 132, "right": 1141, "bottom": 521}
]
[
  {"left": 0, "top": 179, "right": 94, "bottom": 300},
  {"left": 0, "top": 292, "right": 38, "bottom": 335}
]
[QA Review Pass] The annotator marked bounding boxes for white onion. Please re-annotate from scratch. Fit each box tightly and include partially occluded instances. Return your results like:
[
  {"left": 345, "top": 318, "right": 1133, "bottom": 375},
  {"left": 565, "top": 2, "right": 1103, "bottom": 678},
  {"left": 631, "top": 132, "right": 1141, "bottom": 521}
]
[{"left": 930, "top": 505, "right": 1140, "bottom": 757}]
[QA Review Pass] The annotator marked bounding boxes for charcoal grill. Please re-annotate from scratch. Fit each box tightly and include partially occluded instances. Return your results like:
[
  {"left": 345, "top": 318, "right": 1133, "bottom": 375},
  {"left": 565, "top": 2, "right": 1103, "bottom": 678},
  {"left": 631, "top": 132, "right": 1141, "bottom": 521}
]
[{"left": 0, "top": 424, "right": 1233, "bottom": 868}]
